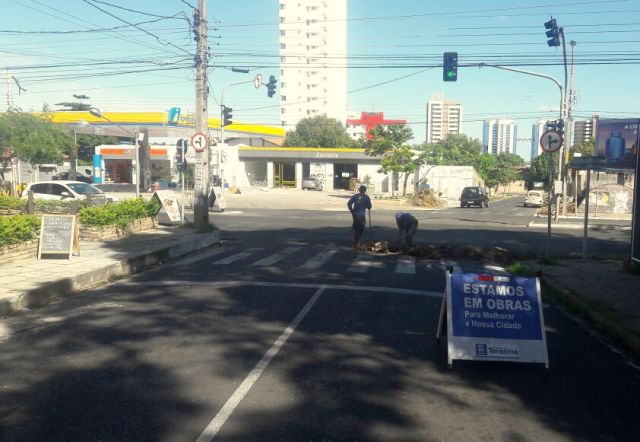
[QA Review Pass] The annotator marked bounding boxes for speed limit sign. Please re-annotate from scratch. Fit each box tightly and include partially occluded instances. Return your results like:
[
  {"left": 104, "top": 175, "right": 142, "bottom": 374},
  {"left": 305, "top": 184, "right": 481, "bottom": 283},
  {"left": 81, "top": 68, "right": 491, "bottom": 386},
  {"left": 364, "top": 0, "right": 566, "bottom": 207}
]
[{"left": 191, "top": 132, "right": 209, "bottom": 153}]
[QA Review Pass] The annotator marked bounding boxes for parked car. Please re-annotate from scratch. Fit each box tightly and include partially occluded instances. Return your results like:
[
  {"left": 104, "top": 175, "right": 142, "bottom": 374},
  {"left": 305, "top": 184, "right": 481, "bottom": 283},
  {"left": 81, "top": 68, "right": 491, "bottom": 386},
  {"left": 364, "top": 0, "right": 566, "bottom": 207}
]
[
  {"left": 460, "top": 186, "right": 489, "bottom": 208},
  {"left": 21, "top": 181, "right": 117, "bottom": 203},
  {"left": 524, "top": 190, "right": 546, "bottom": 207},
  {"left": 52, "top": 171, "right": 93, "bottom": 183},
  {"left": 302, "top": 175, "right": 324, "bottom": 191}
]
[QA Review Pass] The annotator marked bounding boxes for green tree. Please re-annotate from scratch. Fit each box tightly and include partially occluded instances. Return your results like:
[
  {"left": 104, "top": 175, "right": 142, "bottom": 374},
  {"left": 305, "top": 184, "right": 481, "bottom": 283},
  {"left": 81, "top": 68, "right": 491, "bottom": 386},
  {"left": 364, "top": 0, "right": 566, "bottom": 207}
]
[
  {"left": 530, "top": 152, "right": 559, "bottom": 184},
  {"left": 56, "top": 94, "right": 91, "bottom": 111},
  {"left": 366, "top": 124, "right": 415, "bottom": 196},
  {"left": 0, "top": 111, "right": 71, "bottom": 165},
  {"left": 490, "top": 153, "right": 525, "bottom": 193},
  {"left": 75, "top": 134, "right": 118, "bottom": 164},
  {"left": 284, "top": 115, "right": 358, "bottom": 147},
  {"left": 571, "top": 138, "right": 595, "bottom": 158},
  {"left": 419, "top": 134, "right": 484, "bottom": 167}
]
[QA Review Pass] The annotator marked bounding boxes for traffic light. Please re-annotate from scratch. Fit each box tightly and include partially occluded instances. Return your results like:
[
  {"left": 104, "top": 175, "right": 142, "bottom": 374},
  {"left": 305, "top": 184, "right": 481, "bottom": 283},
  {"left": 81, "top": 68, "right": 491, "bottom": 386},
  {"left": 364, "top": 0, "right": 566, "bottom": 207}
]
[
  {"left": 545, "top": 119, "right": 565, "bottom": 135},
  {"left": 267, "top": 75, "right": 277, "bottom": 98},
  {"left": 544, "top": 18, "right": 560, "bottom": 47},
  {"left": 175, "top": 139, "right": 187, "bottom": 163},
  {"left": 443, "top": 52, "right": 458, "bottom": 82},
  {"left": 222, "top": 105, "right": 233, "bottom": 127}
]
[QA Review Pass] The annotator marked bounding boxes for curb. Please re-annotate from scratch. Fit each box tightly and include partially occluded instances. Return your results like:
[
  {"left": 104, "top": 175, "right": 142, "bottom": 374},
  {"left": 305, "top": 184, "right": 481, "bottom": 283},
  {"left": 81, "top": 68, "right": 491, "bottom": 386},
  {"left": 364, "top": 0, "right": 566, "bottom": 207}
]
[
  {"left": 0, "top": 230, "right": 220, "bottom": 317},
  {"left": 528, "top": 221, "right": 631, "bottom": 231},
  {"left": 541, "top": 274, "right": 640, "bottom": 361}
]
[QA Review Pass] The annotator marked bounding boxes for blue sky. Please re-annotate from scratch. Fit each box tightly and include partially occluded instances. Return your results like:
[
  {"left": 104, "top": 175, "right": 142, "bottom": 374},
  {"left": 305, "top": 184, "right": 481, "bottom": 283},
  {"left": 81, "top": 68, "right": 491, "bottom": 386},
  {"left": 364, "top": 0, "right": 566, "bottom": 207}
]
[{"left": 2, "top": 0, "right": 639, "bottom": 160}]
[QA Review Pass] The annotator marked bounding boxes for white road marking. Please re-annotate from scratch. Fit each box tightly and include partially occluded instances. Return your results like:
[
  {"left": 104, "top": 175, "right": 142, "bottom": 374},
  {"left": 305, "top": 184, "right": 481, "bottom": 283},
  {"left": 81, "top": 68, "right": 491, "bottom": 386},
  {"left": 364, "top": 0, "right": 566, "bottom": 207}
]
[
  {"left": 299, "top": 250, "right": 337, "bottom": 270},
  {"left": 213, "top": 248, "right": 263, "bottom": 265},
  {"left": 195, "top": 285, "right": 328, "bottom": 442},
  {"left": 347, "top": 253, "right": 384, "bottom": 273},
  {"left": 395, "top": 256, "right": 416, "bottom": 274},
  {"left": 174, "top": 248, "right": 227, "bottom": 266},
  {"left": 252, "top": 246, "right": 302, "bottom": 266},
  {"left": 440, "top": 260, "right": 462, "bottom": 274},
  {"left": 483, "top": 264, "right": 509, "bottom": 275},
  {"left": 120, "top": 280, "right": 443, "bottom": 298}
]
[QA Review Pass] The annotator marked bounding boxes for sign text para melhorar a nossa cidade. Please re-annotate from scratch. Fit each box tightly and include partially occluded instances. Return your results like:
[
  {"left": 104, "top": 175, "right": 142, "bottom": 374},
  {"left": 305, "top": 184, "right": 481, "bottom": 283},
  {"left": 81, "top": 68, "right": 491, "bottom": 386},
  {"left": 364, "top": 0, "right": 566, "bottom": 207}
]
[{"left": 451, "top": 274, "right": 542, "bottom": 340}]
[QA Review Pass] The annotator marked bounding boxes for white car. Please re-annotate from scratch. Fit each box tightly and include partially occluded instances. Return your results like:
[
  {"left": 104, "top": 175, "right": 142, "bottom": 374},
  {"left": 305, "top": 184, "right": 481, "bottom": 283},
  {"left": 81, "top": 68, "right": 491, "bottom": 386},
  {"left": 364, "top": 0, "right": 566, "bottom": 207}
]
[
  {"left": 524, "top": 190, "right": 545, "bottom": 207},
  {"left": 22, "top": 181, "right": 118, "bottom": 203}
]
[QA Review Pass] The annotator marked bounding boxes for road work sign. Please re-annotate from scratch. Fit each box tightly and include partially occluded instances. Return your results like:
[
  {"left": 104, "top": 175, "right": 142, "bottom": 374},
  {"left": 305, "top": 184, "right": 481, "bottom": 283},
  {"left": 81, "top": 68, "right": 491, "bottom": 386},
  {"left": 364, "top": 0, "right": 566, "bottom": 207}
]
[{"left": 437, "top": 272, "right": 548, "bottom": 368}]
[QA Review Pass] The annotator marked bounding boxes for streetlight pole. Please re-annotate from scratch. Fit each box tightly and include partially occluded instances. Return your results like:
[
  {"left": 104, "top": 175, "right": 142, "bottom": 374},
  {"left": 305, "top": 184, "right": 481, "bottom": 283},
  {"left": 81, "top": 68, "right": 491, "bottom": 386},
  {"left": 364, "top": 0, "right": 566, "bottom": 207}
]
[
  {"left": 71, "top": 120, "right": 90, "bottom": 181},
  {"left": 478, "top": 63, "right": 563, "bottom": 258},
  {"left": 89, "top": 108, "right": 140, "bottom": 199}
]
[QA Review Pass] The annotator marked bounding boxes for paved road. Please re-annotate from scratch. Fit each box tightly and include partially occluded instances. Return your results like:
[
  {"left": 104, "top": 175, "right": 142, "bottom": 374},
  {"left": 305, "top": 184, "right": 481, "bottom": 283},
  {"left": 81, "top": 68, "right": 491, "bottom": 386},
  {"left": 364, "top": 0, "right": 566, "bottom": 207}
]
[
  {"left": 211, "top": 195, "right": 631, "bottom": 257},
  {"left": 1, "top": 197, "right": 638, "bottom": 441}
]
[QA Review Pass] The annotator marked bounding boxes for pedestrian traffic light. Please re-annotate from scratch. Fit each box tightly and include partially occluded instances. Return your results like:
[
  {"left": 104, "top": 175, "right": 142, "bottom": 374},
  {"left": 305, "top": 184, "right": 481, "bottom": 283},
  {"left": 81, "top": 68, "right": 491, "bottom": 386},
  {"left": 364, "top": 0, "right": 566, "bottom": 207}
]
[
  {"left": 267, "top": 75, "right": 277, "bottom": 98},
  {"left": 222, "top": 105, "right": 233, "bottom": 127},
  {"left": 443, "top": 52, "right": 458, "bottom": 82},
  {"left": 544, "top": 18, "right": 560, "bottom": 47}
]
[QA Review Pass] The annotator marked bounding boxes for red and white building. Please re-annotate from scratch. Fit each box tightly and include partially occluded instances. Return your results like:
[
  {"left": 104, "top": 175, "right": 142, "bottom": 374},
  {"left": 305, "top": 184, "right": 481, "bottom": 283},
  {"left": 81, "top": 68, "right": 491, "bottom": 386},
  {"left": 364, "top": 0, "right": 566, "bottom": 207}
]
[{"left": 345, "top": 112, "right": 408, "bottom": 140}]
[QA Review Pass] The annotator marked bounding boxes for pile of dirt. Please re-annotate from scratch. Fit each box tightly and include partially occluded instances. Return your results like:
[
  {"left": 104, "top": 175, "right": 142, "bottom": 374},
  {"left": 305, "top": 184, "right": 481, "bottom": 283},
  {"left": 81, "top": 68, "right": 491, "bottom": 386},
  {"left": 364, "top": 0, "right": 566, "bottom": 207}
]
[
  {"left": 406, "top": 190, "right": 447, "bottom": 208},
  {"left": 361, "top": 240, "right": 537, "bottom": 264}
]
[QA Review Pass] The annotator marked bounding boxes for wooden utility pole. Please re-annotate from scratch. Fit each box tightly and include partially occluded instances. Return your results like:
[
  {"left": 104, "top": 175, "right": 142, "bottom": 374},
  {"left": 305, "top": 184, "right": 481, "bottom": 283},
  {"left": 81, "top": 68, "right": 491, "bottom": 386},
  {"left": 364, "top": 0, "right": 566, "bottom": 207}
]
[{"left": 193, "top": 0, "right": 210, "bottom": 230}]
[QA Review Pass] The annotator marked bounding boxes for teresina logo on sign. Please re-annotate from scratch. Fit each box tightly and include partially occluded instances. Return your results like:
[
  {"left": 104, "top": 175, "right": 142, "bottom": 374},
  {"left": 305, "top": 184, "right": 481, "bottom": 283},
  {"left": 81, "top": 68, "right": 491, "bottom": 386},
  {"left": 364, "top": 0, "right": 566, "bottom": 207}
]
[{"left": 316, "top": 153, "right": 338, "bottom": 158}]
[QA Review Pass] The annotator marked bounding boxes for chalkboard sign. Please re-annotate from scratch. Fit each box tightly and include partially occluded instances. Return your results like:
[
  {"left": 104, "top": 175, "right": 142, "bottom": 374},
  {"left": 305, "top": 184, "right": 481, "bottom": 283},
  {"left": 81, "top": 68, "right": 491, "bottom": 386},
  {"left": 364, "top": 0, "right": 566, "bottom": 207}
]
[{"left": 38, "top": 214, "right": 80, "bottom": 259}]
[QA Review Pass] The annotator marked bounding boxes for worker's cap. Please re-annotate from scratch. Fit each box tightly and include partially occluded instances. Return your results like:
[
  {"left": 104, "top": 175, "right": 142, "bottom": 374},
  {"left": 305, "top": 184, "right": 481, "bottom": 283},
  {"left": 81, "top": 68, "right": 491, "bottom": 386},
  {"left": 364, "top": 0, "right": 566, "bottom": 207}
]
[{"left": 395, "top": 211, "right": 403, "bottom": 220}]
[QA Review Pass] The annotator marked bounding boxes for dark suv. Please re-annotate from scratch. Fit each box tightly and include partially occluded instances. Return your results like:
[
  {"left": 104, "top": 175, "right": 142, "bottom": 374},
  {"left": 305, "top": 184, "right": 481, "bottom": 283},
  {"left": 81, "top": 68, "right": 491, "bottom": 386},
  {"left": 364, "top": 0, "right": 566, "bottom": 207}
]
[{"left": 460, "top": 186, "right": 489, "bottom": 208}]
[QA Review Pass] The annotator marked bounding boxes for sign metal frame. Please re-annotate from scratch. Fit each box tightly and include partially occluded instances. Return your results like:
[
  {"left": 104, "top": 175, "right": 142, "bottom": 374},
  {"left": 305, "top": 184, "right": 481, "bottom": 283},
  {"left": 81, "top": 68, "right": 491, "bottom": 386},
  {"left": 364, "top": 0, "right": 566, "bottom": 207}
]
[{"left": 191, "top": 132, "right": 209, "bottom": 153}]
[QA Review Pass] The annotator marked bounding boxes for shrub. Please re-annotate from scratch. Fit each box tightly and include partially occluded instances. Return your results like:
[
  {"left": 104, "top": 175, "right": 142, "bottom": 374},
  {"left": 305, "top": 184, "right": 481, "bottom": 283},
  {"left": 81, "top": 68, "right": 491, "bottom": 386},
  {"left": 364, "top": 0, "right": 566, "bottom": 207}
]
[
  {"left": 0, "top": 215, "right": 41, "bottom": 247},
  {"left": 79, "top": 198, "right": 160, "bottom": 229},
  {"left": 0, "top": 196, "right": 26, "bottom": 210}
]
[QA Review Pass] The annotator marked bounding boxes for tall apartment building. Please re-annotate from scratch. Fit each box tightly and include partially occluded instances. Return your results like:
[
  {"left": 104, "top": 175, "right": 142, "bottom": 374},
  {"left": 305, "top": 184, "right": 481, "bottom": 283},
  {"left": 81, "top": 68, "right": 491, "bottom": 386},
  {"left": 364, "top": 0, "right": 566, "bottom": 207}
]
[
  {"left": 573, "top": 115, "right": 599, "bottom": 146},
  {"left": 425, "top": 95, "right": 463, "bottom": 144},
  {"left": 482, "top": 118, "right": 517, "bottom": 155},
  {"left": 278, "top": 0, "right": 347, "bottom": 128},
  {"left": 530, "top": 120, "right": 546, "bottom": 161}
]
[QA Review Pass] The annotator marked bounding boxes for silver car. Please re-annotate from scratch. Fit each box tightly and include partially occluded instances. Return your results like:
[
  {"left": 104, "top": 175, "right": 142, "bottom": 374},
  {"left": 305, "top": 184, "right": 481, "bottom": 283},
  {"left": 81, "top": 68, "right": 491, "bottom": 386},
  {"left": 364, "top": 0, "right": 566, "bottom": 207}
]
[
  {"left": 22, "top": 181, "right": 117, "bottom": 203},
  {"left": 301, "top": 175, "right": 324, "bottom": 191}
]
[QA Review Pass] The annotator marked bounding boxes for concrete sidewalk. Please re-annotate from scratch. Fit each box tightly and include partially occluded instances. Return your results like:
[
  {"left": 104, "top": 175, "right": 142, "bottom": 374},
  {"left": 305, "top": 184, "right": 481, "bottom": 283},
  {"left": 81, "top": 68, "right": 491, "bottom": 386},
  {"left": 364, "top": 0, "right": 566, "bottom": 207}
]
[
  {"left": 535, "top": 259, "right": 640, "bottom": 361},
  {"left": 0, "top": 227, "right": 219, "bottom": 316}
]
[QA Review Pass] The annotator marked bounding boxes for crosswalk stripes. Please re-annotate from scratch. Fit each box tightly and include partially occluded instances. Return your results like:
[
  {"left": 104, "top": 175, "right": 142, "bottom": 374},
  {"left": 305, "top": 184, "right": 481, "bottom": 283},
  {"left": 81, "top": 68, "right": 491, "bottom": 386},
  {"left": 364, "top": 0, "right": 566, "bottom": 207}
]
[
  {"left": 347, "top": 253, "right": 385, "bottom": 273},
  {"left": 299, "top": 250, "right": 337, "bottom": 270},
  {"left": 213, "top": 248, "right": 263, "bottom": 265},
  {"left": 253, "top": 246, "right": 302, "bottom": 266},
  {"left": 174, "top": 248, "right": 227, "bottom": 266},
  {"left": 395, "top": 256, "right": 416, "bottom": 274}
]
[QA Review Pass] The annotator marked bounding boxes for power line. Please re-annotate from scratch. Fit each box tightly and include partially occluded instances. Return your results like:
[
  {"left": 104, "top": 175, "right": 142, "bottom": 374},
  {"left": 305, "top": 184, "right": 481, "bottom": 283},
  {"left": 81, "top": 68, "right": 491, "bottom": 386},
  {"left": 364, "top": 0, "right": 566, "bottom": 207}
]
[{"left": 82, "top": 0, "right": 194, "bottom": 57}]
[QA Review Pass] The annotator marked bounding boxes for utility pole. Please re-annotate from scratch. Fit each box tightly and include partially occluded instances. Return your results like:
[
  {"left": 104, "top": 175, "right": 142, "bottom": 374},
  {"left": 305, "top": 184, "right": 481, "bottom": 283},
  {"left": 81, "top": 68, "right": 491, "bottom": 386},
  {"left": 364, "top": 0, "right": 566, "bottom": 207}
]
[
  {"left": 5, "top": 69, "right": 14, "bottom": 110},
  {"left": 563, "top": 40, "right": 577, "bottom": 216},
  {"left": 193, "top": 0, "right": 210, "bottom": 230}
]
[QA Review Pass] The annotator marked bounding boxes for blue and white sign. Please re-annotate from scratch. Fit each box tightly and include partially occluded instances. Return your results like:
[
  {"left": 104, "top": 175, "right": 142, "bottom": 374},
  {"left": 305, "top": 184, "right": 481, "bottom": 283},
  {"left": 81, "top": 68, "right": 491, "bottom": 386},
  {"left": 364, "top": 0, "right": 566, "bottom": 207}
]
[{"left": 444, "top": 273, "right": 548, "bottom": 367}]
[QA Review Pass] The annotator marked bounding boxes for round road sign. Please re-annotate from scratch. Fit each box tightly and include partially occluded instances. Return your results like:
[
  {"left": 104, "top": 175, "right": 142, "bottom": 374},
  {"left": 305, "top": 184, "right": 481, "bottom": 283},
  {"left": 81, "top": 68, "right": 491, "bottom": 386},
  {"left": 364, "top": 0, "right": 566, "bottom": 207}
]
[
  {"left": 254, "top": 73, "right": 263, "bottom": 89},
  {"left": 191, "top": 132, "right": 209, "bottom": 153},
  {"left": 540, "top": 130, "right": 563, "bottom": 153}
]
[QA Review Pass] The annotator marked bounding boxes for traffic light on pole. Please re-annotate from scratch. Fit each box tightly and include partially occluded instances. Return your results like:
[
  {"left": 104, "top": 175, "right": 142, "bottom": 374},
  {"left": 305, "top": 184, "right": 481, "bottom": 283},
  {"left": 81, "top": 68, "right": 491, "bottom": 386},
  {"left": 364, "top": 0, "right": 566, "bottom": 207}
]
[
  {"left": 443, "top": 52, "right": 458, "bottom": 82},
  {"left": 544, "top": 18, "right": 560, "bottom": 47},
  {"left": 175, "top": 139, "right": 187, "bottom": 163},
  {"left": 267, "top": 75, "right": 277, "bottom": 98},
  {"left": 222, "top": 105, "right": 233, "bottom": 127}
]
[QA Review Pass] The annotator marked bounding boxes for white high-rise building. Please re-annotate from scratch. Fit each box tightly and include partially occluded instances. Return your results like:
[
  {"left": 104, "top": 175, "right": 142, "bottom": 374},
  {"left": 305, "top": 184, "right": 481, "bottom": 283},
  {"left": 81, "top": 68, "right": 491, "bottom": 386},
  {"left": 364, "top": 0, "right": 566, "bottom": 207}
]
[
  {"left": 531, "top": 120, "right": 546, "bottom": 161},
  {"left": 483, "top": 118, "right": 517, "bottom": 155},
  {"left": 426, "top": 94, "right": 463, "bottom": 144},
  {"left": 278, "top": 0, "right": 347, "bottom": 128}
]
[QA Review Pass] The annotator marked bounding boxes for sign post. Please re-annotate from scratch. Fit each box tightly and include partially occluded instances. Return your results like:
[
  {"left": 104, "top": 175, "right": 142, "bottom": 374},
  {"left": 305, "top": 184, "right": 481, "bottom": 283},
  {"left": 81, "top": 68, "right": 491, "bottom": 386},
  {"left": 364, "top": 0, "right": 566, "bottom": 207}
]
[
  {"left": 438, "top": 271, "right": 548, "bottom": 369},
  {"left": 540, "top": 130, "right": 564, "bottom": 257},
  {"left": 38, "top": 214, "right": 80, "bottom": 259}
]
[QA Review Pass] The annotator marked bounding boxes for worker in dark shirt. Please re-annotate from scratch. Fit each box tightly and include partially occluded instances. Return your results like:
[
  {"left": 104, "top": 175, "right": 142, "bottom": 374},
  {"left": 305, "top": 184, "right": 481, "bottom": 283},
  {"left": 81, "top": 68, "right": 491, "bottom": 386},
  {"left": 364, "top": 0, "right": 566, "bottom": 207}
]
[
  {"left": 395, "top": 211, "right": 418, "bottom": 250},
  {"left": 347, "top": 185, "right": 372, "bottom": 249}
]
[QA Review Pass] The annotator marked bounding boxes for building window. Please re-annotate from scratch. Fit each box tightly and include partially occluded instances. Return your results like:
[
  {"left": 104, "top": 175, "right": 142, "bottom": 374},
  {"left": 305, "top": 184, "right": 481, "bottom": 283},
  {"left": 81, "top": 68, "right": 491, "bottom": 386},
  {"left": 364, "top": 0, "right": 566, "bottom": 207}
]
[
  {"left": 281, "top": 82, "right": 286, "bottom": 88},
  {"left": 280, "top": 17, "right": 285, "bottom": 23},
  {"left": 281, "top": 43, "right": 286, "bottom": 49},
  {"left": 281, "top": 69, "right": 285, "bottom": 76},
  {"left": 279, "top": 3, "right": 285, "bottom": 9},
  {"left": 281, "top": 108, "right": 286, "bottom": 114},
  {"left": 281, "top": 56, "right": 287, "bottom": 62},
  {"left": 280, "top": 30, "right": 286, "bottom": 36},
  {"left": 281, "top": 95, "right": 286, "bottom": 101}
]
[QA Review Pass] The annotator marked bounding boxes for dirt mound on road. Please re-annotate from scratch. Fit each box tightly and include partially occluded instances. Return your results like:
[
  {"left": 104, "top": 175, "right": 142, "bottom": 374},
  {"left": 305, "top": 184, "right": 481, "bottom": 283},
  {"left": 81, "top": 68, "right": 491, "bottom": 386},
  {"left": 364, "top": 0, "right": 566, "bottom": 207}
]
[{"left": 406, "top": 190, "right": 447, "bottom": 208}]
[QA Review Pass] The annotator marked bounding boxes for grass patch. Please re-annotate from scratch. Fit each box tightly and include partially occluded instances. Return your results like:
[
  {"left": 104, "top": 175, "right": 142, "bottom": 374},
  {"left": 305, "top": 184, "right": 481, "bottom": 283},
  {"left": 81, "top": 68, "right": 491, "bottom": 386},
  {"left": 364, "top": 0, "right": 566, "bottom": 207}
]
[
  {"left": 537, "top": 256, "right": 559, "bottom": 266},
  {"left": 505, "top": 262, "right": 537, "bottom": 277}
]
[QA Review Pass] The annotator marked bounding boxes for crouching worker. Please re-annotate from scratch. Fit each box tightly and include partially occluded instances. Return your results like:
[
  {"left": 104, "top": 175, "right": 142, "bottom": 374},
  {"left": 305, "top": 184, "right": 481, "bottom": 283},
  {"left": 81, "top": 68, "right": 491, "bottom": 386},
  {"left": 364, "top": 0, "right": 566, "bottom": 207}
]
[
  {"left": 395, "top": 211, "right": 418, "bottom": 250},
  {"left": 347, "top": 185, "right": 372, "bottom": 249}
]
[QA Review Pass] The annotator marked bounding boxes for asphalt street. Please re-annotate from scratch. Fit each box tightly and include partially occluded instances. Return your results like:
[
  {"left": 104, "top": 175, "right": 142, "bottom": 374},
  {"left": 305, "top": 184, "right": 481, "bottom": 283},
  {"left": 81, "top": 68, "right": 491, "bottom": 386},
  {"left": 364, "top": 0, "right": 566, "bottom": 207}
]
[{"left": 1, "top": 196, "right": 638, "bottom": 441}]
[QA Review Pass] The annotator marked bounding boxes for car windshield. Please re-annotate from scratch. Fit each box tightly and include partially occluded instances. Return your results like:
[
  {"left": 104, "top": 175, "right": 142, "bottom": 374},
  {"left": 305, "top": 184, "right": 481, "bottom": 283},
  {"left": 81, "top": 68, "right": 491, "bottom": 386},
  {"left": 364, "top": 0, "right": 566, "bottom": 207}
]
[
  {"left": 529, "top": 192, "right": 542, "bottom": 197},
  {"left": 463, "top": 188, "right": 479, "bottom": 195},
  {"left": 67, "top": 183, "right": 103, "bottom": 195}
]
